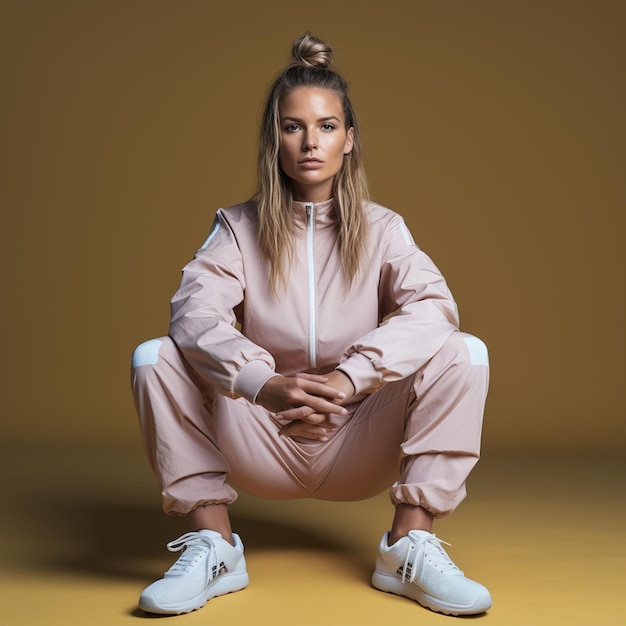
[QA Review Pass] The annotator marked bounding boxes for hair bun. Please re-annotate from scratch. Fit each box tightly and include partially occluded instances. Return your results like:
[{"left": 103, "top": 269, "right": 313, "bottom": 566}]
[{"left": 291, "top": 32, "right": 333, "bottom": 69}]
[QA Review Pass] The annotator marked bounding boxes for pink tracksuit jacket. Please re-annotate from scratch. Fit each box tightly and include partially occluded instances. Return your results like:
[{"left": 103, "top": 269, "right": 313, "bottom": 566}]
[{"left": 169, "top": 198, "right": 459, "bottom": 400}]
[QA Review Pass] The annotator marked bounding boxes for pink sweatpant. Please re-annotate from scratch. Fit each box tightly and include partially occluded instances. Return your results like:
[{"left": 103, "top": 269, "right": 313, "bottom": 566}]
[{"left": 131, "top": 331, "right": 489, "bottom": 519}]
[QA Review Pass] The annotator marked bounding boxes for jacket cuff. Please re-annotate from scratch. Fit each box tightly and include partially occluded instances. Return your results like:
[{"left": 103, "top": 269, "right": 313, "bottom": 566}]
[
  {"left": 336, "top": 353, "right": 383, "bottom": 395},
  {"left": 233, "top": 360, "right": 279, "bottom": 403}
]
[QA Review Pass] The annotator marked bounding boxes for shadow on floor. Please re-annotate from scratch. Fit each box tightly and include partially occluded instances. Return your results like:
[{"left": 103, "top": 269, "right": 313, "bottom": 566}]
[{"left": 27, "top": 499, "right": 372, "bottom": 584}]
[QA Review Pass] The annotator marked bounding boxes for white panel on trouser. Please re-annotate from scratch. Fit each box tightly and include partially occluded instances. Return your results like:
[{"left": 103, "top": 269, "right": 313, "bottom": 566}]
[
  {"left": 132, "top": 338, "right": 163, "bottom": 368},
  {"left": 462, "top": 335, "right": 489, "bottom": 366}
]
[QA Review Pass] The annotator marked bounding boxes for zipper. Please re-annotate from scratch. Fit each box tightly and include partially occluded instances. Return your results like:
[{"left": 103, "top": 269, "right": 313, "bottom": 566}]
[{"left": 305, "top": 202, "right": 317, "bottom": 369}]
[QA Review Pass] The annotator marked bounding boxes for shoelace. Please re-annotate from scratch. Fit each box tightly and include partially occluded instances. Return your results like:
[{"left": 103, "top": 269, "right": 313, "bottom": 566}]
[
  {"left": 164, "top": 532, "right": 219, "bottom": 579},
  {"left": 401, "top": 532, "right": 462, "bottom": 584}
]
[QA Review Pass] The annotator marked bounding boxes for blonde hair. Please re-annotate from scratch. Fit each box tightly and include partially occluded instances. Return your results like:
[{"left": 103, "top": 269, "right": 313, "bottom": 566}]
[{"left": 254, "top": 33, "right": 370, "bottom": 292}]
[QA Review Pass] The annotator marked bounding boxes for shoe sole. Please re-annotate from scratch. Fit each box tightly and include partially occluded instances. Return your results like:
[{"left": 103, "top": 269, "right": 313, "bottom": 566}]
[
  {"left": 139, "top": 571, "right": 250, "bottom": 615},
  {"left": 372, "top": 570, "right": 492, "bottom": 616}
]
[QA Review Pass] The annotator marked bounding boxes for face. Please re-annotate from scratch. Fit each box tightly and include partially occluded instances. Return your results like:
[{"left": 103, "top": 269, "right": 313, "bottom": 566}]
[{"left": 278, "top": 87, "right": 354, "bottom": 203}]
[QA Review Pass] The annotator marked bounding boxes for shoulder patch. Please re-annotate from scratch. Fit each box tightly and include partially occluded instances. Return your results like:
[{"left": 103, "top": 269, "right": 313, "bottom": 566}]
[
  {"left": 399, "top": 220, "right": 416, "bottom": 246},
  {"left": 200, "top": 211, "right": 223, "bottom": 250}
]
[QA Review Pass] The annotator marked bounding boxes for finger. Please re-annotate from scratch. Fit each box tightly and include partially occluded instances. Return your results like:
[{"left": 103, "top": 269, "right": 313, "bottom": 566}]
[
  {"left": 275, "top": 406, "right": 316, "bottom": 422},
  {"left": 298, "top": 379, "right": 347, "bottom": 401},
  {"left": 292, "top": 389, "right": 348, "bottom": 415},
  {"left": 305, "top": 395, "right": 348, "bottom": 416},
  {"left": 279, "top": 421, "right": 333, "bottom": 441},
  {"left": 279, "top": 416, "right": 336, "bottom": 434},
  {"left": 295, "top": 372, "right": 329, "bottom": 383},
  {"left": 279, "top": 421, "right": 317, "bottom": 436},
  {"left": 277, "top": 402, "right": 344, "bottom": 422},
  {"left": 299, "top": 412, "right": 337, "bottom": 426},
  {"left": 299, "top": 413, "right": 336, "bottom": 427}
]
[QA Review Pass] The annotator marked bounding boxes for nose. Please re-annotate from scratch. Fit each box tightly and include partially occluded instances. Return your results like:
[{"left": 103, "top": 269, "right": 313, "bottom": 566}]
[{"left": 302, "top": 131, "right": 318, "bottom": 151}]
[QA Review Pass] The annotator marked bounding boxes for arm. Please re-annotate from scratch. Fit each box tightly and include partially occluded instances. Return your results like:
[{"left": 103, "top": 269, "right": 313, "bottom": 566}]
[
  {"left": 337, "top": 215, "right": 459, "bottom": 395},
  {"left": 168, "top": 211, "right": 277, "bottom": 400}
]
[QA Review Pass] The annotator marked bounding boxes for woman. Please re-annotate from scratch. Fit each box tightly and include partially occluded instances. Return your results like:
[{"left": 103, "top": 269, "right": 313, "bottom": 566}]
[{"left": 131, "top": 33, "right": 492, "bottom": 617}]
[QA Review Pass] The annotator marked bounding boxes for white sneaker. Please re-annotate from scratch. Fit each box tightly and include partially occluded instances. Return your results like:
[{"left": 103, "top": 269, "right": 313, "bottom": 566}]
[
  {"left": 372, "top": 530, "right": 492, "bottom": 616},
  {"left": 139, "top": 530, "right": 249, "bottom": 615}
]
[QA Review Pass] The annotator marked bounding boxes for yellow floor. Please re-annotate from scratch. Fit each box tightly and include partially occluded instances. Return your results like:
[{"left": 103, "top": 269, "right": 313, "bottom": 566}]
[{"left": 1, "top": 443, "right": 624, "bottom": 626}]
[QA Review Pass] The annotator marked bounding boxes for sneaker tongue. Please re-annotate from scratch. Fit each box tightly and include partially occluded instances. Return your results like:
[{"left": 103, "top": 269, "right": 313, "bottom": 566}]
[
  {"left": 166, "top": 544, "right": 213, "bottom": 576},
  {"left": 163, "top": 531, "right": 218, "bottom": 578},
  {"left": 404, "top": 530, "right": 461, "bottom": 574}
]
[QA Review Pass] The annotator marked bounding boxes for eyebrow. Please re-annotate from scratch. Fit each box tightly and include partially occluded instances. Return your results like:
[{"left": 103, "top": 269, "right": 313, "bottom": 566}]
[{"left": 281, "top": 115, "right": 342, "bottom": 123}]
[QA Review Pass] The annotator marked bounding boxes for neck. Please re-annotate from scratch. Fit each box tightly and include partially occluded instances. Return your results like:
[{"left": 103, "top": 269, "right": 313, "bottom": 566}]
[{"left": 290, "top": 182, "right": 333, "bottom": 204}]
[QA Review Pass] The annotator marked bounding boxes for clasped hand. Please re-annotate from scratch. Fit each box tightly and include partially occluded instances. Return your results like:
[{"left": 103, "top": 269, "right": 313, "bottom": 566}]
[{"left": 256, "top": 371, "right": 355, "bottom": 442}]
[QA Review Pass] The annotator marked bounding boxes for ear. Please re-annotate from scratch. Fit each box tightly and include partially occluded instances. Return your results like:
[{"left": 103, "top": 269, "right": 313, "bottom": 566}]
[{"left": 343, "top": 127, "right": 354, "bottom": 154}]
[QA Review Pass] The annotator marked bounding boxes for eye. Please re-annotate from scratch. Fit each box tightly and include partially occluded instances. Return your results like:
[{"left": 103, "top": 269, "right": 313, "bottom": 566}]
[
  {"left": 321, "top": 123, "right": 336, "bottom": 131},
  {"left": 284, "top": 124, "right": 301, "bottom": 132}
]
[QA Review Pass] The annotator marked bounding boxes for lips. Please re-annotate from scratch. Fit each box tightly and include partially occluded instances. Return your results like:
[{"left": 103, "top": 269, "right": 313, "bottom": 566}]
[{"left": 298, "top": 159, "right": 324, "bottom": 171}]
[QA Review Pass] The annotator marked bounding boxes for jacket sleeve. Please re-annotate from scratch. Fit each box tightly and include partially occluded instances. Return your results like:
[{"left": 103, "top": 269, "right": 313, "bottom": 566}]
[
  {"left": 337, "top": 215, "right": 459, "bottom": 395},
  {"left": 168, "top": 211, "right": 278, "bottom": 401}
]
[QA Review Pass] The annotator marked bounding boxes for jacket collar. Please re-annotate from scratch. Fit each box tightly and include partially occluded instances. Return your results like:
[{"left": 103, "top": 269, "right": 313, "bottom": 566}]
[{"left": 292, "top": 198, "right": 336, "bottom": 228}]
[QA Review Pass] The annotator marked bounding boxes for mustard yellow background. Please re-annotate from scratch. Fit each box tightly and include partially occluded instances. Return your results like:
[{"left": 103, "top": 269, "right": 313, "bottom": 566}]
[{"left": 2, "top": 0, "right": 624, "bottom": 452}]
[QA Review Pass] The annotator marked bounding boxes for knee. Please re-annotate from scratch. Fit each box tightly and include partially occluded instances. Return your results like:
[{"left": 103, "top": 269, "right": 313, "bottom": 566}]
[
  {"left": 439, "top": 332, "right": 489, "bottom": 374},
  {"left": 131, "top": 337, "right": 169, "bottom": 368},
  {"left": 458, "top": 333, "right": 489, "bottom": 367}
]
